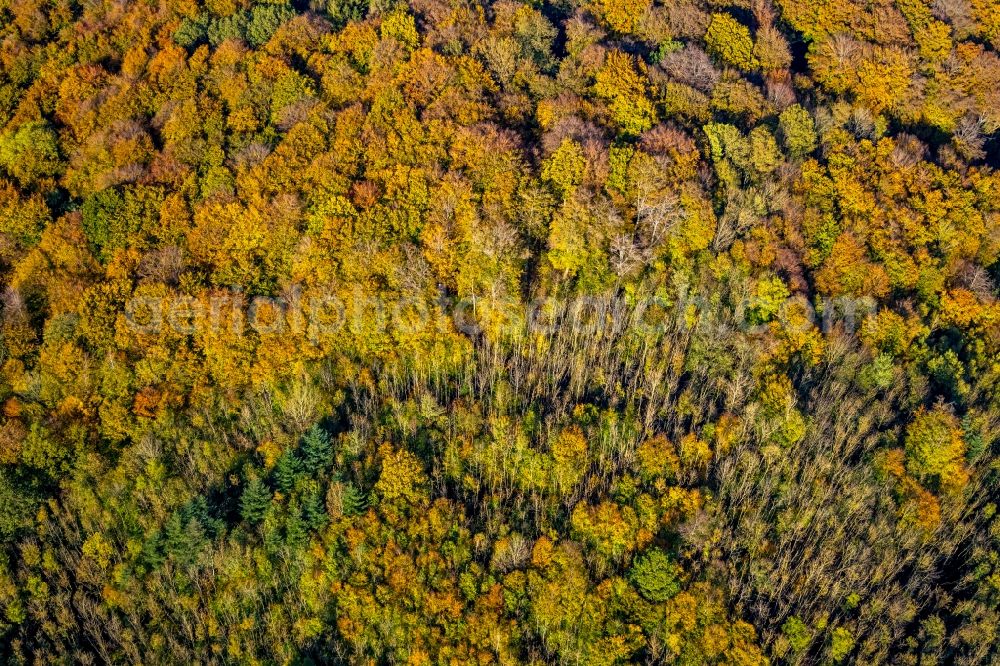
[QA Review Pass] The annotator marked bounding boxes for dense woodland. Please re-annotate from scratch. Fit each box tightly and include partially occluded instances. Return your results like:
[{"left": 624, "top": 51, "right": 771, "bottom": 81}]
[{"left": 1, "top": 0, "right": 1000, "bottom": 663}]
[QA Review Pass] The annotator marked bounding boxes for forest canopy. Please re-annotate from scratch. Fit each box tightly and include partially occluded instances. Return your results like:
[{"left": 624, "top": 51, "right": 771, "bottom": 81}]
[{"left": 1, "top": 0, "right": 1000, "bottom": 663}]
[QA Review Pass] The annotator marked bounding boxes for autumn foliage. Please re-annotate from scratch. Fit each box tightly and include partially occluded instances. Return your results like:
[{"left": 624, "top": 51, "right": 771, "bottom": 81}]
[{"left": 0, "top": 0, "right": 999, "bottom": 663}]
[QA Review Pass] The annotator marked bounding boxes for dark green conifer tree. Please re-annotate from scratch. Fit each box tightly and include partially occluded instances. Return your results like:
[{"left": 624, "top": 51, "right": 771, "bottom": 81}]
[{"left": 240, "top": 477, "right": 272, "bottom": 524}]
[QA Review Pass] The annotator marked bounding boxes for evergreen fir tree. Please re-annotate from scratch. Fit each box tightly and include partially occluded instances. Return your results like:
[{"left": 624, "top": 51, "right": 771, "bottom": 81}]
[
  {"left": 301, "top": 425, "right": 333, "bottom": 473},
  {"left": 303, "top": 485, "right": 329, "bottom": 531},
  {"left": 141, "top": 531, "right": 165, "bottom": 570},
  {"left": 240, "top": 478, "right": 272, "bottom": 524},
  {"left": 285, "top": 500, "right": 307, "bottom": 549},
  {"left": 341, "top": 483, "right": 368, "bottom": 516},
  {"left": 163, "top": 511, "right": 207, "bottom": 565},
  {"left": 182, "top": 495, "right": 223, "bottom": 539},
  {"left": 273, "top": 450, "right": 303, "bottom": 494}
]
